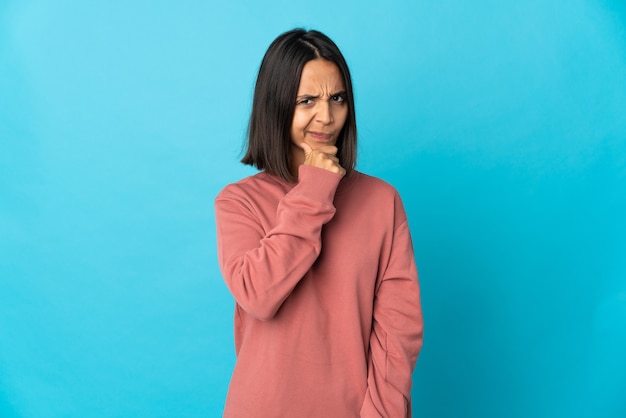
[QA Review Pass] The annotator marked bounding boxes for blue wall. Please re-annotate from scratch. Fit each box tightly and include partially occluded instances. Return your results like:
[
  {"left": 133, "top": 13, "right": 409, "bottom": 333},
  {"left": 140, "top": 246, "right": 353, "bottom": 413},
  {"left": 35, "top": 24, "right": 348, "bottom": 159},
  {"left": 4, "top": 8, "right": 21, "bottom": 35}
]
[{"left": 1, "top": 1, "right": 625, "bottom": 417}]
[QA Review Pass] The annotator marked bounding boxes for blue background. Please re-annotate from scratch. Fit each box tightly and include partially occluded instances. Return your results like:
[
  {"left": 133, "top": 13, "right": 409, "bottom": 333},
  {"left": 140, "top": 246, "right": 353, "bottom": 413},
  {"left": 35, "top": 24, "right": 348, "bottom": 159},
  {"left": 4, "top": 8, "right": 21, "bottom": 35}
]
[{"left": 1, "top": 0, "right": 625, "bottom": 417}]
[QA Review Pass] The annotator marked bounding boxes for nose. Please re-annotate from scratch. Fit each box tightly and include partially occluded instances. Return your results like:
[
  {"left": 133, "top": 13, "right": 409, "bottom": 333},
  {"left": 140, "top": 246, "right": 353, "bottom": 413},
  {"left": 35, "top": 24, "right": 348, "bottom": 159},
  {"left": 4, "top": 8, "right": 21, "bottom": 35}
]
[{"left": 315, "top": 100, "right": 333, "bottom": 125}]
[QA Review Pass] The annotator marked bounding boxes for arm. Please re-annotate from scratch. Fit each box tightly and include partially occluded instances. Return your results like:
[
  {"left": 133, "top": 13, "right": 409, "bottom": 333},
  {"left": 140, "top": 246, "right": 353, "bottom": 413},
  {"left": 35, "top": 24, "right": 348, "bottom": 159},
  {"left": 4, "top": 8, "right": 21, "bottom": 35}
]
[
  {"left": 215, "top": 165, "right": 341, "bottom": 321},
  {"left": 361, "top": 219, "right": 424, "bottom": 418}
]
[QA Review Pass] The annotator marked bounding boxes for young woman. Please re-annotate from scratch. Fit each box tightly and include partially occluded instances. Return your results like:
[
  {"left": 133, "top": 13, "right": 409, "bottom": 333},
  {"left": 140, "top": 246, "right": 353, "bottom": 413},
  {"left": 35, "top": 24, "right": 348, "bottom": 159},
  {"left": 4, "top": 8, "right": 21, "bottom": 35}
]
[{"left": 215, "top": 28, "right": 423, "bottom": 417}]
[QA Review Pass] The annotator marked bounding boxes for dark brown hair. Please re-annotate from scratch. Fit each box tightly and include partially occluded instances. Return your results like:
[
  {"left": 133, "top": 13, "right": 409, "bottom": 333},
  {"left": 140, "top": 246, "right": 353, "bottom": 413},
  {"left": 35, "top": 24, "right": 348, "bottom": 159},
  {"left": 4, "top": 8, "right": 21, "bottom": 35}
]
[{"left": 241, "top": 28, "right": 357, "bottom": 182}]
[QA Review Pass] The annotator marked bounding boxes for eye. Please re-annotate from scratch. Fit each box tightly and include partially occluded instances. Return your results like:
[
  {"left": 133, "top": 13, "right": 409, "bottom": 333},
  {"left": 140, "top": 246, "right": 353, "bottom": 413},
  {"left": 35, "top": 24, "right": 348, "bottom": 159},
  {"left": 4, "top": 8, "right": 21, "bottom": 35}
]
[
  {"left": 297, "top": 98, "right": 314, "bottom": 105},
  {"left": 331, "top": 94, "right": 346, "bottom": 103}
]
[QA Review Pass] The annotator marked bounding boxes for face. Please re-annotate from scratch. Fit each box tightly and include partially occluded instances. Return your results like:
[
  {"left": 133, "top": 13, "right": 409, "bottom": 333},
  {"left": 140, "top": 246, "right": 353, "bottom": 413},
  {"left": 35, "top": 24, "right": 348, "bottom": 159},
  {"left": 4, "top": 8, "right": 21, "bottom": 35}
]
[{"left": 290, "top": 59, "right": 348, "bottom": 166}]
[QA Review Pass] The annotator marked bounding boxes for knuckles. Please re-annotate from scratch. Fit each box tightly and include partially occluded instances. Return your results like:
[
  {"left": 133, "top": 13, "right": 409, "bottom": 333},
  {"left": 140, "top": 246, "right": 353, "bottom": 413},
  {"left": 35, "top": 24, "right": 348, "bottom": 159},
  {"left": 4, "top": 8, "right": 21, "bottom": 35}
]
[{"left": 303, "top": 147, "right": 344, "bottom": 176}]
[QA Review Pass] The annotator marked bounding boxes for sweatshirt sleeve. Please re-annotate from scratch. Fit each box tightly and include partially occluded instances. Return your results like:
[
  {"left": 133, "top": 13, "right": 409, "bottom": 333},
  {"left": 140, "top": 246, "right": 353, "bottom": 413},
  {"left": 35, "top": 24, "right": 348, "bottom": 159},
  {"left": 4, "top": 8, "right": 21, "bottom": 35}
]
[
  {"left": 215, "top": 165, "right": 341, "bottom": 321},
  {"left": 360, "top": 209, "right": 424, "bottom": 417}
]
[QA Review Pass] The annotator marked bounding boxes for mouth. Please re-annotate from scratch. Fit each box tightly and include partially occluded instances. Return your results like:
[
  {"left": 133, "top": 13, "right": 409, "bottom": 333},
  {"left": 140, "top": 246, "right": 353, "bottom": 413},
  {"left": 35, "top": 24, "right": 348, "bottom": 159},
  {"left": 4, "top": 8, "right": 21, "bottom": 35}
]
[{"left": 307, "top": 131, "right": 333, "bottom": 141}]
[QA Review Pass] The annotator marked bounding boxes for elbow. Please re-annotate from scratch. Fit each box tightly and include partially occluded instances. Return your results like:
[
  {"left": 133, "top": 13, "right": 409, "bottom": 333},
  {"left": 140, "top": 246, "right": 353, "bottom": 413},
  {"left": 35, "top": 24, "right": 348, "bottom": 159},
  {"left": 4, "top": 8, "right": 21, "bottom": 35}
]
[
  {"left": 229, "top": 280, "right": 281, "bottom": 321},
  {"left": 227, "top": 283, "right": 281, "bottom": 321},
  {"left": 223, "top": 262, "right": 288, "bottom": 321},
  {"left": 240, "top": 299, "right": 280, "bottom": 321}
]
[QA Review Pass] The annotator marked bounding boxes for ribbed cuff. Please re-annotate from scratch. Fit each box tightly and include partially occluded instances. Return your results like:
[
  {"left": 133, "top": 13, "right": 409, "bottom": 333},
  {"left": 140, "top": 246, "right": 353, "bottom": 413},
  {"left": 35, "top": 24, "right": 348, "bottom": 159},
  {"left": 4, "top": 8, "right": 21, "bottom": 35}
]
[{"left": 292, "top": 165, "right": 342, "bottom": 204}]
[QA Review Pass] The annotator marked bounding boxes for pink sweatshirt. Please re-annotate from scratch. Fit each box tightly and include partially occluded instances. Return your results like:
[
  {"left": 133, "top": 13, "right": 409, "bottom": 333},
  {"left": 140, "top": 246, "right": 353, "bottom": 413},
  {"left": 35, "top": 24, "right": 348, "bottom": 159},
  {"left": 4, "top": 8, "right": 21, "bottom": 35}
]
[{"left": 215, "top": 165, "right": 423, "bottom": 417}]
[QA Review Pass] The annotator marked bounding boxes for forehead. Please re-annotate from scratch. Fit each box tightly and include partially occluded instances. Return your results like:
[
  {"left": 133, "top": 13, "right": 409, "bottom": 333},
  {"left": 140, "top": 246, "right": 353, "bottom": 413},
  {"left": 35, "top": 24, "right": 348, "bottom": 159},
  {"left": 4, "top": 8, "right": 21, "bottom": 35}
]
[{"left": 297, "top": 59, "right": 345, "bottom": 92}]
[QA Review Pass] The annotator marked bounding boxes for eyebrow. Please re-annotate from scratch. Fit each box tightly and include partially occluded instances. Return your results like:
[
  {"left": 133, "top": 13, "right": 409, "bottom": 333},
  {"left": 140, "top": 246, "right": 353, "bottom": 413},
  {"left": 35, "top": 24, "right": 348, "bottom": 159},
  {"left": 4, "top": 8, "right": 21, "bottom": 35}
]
[{"left": 296, "top": 90, "right": 347, "bottom": 100}]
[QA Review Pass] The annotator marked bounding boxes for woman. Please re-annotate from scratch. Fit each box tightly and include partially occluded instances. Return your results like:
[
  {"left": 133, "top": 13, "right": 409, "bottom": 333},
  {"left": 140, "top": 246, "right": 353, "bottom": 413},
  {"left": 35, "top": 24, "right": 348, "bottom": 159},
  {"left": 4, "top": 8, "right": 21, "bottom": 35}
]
[{"left": 215, "top": 28, "right": 423, "bottom": 417}]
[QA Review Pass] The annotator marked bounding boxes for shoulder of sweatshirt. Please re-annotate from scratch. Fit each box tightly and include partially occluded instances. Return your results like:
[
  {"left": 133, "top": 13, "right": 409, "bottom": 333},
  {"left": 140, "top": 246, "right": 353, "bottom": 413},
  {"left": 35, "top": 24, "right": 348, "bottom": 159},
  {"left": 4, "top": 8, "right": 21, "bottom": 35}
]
[
  {"left": 343, "top": 171, "right": 402, "bottom": 200},
  {"left": 344, "top": 171, "right": 409, "bottom": 226},
  {"left": 215, "top": 169, "right": 406, "bottom": 214},
  {"left": 216, "top": 166, "right": 342, "bottom": 207},
  {"left": 215, "top": 171, "right": 290, "bottom": 202}
]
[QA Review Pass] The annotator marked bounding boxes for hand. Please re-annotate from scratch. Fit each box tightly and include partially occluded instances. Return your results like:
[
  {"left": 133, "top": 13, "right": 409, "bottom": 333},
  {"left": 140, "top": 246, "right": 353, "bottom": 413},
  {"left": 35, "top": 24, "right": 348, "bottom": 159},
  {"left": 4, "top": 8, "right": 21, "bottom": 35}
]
[{"left": 299, "top": 142, "right": 346, "bottom": 177}]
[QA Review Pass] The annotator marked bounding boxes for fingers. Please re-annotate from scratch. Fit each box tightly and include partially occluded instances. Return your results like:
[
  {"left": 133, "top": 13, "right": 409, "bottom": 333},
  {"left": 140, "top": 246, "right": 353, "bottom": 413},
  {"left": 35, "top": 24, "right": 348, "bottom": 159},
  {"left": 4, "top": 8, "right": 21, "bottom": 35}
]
[
  {"left": 299, "top": 141, "right": 337, "bottom": 156},
  {"left": 314, "top": 144, "right": 338, "bottom": 155},
  {"left": 300, "top": 142, "right": 345, "bottom": 177}
]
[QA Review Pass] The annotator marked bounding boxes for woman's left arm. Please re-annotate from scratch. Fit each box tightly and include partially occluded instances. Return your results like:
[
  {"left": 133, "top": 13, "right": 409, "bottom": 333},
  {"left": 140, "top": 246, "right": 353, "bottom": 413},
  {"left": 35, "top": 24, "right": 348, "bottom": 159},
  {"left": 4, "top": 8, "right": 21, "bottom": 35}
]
[{"left": 361, "top": 215, "right": 424, "bottom": 418}]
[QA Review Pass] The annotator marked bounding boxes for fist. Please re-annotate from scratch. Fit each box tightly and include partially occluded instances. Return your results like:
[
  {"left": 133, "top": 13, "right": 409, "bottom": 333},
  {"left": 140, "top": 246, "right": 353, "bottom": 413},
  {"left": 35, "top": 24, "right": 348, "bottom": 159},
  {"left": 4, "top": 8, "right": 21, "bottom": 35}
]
[{"left": 300, "top": 142, "right": 346, "bottom": 177}]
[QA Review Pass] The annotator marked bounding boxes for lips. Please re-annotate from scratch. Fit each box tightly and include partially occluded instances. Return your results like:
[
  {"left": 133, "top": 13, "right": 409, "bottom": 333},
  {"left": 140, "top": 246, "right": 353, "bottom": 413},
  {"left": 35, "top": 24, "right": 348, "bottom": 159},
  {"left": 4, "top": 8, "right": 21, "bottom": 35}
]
[{"left": 308, "top": 131, "right": 333, "bottom": 141}]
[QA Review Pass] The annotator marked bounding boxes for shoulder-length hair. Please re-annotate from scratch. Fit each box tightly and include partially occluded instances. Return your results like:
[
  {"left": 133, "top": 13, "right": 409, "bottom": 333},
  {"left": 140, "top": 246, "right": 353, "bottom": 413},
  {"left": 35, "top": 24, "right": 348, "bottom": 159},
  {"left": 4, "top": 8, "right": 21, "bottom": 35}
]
[{"left": 241, "top": 28, "right": 357, "bottom": 182}]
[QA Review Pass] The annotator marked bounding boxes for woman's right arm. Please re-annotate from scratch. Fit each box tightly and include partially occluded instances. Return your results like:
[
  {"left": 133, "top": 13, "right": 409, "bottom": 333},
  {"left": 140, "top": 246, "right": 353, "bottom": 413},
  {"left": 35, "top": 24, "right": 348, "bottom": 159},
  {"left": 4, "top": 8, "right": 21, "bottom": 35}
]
[{"left": 215, "top": 165, "right": 341, "bottom": 321}]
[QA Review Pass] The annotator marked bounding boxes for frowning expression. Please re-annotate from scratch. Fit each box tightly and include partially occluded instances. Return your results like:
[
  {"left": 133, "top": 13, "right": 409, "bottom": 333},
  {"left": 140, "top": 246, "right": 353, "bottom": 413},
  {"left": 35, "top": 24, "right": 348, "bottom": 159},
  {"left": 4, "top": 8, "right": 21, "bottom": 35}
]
[{"left": 290, "top": 59, "right": 348, "bottom": 162}]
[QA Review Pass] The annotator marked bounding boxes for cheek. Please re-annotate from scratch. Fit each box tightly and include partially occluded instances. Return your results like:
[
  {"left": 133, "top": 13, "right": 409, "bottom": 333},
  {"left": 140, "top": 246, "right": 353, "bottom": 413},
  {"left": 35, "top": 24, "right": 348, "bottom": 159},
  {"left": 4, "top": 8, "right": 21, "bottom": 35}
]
[
  {"left": 337, "top": 107, "right": 349, "bottom": 127},
  {"left": 290, "top": 113, "right": 303, "bottom": 142},
  {"left": 291, "top": 110, "right": 310, "bottom": 132}
]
